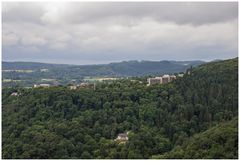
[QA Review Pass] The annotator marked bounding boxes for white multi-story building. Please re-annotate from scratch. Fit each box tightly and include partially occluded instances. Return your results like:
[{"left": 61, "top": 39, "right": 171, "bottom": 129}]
[
  {"left": 162, "top": 74, "right": 170, "bottom": 84},
  {"left": 147, "top": 77, "right": 162, "bottom": 86},
  {"left": 147, "top": 74, "right": 176, "bottom": 86},
  {"left": 170, "top": 75, "right": 177, "bottom": 81}
]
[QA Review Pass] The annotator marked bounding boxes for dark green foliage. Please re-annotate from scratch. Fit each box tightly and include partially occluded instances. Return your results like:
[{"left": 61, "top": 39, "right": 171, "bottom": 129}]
[
  {"left": 152, "top": 118, "right": 238, "bottom": 159},
  {"left": 2, "top": 58, "right": 238, "bottom": 159}
]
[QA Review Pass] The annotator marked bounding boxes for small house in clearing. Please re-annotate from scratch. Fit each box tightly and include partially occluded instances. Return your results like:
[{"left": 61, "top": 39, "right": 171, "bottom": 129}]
[
  {"left": 11, "top": 92, "right": 19, "bottom": 96},
  {"left": 115, "top": 132, "right": 129, "bottom": 144}
]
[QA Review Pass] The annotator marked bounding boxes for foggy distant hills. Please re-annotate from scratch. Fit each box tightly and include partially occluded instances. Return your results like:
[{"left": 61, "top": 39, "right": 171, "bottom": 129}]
[{"left": 3, "top": 60, "right": 205, "bottom": 76}]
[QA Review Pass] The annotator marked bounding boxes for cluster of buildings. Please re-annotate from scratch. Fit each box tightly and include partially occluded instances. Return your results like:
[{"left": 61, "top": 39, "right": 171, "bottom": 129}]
[
  {"left": 32, "top": 82, "right": 96, "bottom": 89},
  {"left": 69, "top": 82, "right": 95, "bottom": 90},
  {"left": 147, "top": 74, "right": 177, "bottom": 86},
  {"left": 83, "top": 77, "right": 119, "bottom": 83},
  {"left": 33, "top": 84, "right": 51, "bottom": 88},
  {"left": 33, "top": 82, "right": 95, "bottom": 90}
]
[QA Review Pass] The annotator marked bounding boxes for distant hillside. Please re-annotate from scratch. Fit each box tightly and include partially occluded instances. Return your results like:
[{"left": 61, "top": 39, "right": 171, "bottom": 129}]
[
  {"left": 107, "top": 60, "right": 204, "bottom": 76},
  {"left": 2, "top": 61, "right": 73, "bottom": 71},
  {"left": 3, "top": 60, "right": 204, "bottom": 75},
  {"left": 2, "top": 60, "right": 205, "bottom": 87}
]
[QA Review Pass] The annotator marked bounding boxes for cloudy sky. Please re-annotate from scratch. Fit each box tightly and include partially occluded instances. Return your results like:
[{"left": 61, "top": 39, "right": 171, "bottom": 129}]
[{"left": 2, "top": 2, "right": 238, "bottom": 65}]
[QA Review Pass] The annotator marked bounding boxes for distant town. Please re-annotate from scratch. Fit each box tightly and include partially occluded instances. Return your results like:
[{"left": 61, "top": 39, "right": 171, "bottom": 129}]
[
  {"left": 9, "top": 72, "right": 186, "bottom": 98},
  {"left": 32, "top": 73, "right": 185, "bottom": 88}
]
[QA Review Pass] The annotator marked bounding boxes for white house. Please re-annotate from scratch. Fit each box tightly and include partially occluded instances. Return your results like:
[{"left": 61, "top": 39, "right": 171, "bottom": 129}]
[
  {"left": 11, "top": 92, "right": 19, "bottom": 96},
  {"left": 115, "top": 132, "right": 129, "bottom": 144}
]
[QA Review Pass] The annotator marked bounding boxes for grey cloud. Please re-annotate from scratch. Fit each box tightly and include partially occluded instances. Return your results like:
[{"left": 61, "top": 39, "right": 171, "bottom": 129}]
[
  {"left": 2, "top": 2, "right": 238, "bottom": 65},
  {"left": 2, "top": 3, "right": 45, "bottom": 24},
  {"left": 3, "top": 2, "right": 238, "bottom": 25},
  {"left": 46, "top": 2, "right": 237, "bottom": 25}
]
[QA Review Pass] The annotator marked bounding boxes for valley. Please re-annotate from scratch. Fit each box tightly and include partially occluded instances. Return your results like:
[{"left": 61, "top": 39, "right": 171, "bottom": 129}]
[{"left": 2, "top": 58, "right": 238, "bottom": 159}]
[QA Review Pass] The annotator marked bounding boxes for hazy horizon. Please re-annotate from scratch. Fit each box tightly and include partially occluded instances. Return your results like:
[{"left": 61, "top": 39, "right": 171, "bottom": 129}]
[
  {"left": 3, "top": 57, "right": 235, "bottom": 66},
  {"left": 3, "top": 2, "right": 238, "bottom": 65}
]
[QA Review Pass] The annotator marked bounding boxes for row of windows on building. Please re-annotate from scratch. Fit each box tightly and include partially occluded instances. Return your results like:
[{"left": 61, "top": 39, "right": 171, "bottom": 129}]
[{"left": 147, "top": 73, "right": 184, "bottom": 86}]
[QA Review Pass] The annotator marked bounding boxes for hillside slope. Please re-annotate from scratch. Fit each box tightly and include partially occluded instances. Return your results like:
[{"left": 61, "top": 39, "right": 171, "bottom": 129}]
[
  {"left": 152, "top": 118, "right": 238, "bottom": 159},
  {"left": 2, "top": 58, "right": 237, "bottom": 159}
]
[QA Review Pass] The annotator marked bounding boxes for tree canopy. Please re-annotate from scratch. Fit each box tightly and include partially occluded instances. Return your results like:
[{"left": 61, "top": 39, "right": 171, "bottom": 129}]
[{"left": 2, "top": 58, "right": 238, "bottom": 159}]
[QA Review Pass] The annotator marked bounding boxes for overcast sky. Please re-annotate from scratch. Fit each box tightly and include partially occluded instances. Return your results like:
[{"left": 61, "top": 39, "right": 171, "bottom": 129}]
[{"left": 2, "top": 2, "right": 238, "bottom": 65}]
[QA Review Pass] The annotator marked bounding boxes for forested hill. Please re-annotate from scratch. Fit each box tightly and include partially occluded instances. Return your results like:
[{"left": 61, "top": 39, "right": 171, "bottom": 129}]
[
  {"left": 3, "top": 59, "right": 204, "bottom": 77},
  {"left": 152, "top": 118, "right": 238, "bottom": 159},
  {"left": 2, "top": 57, "right": 238, "bottom": 159},
  {"left": 2, "top": 61, "right": 72, "bottom": 70}
]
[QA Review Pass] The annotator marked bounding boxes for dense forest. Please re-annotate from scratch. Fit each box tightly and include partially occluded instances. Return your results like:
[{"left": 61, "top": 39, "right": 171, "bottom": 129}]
[{"left": 2, "top": 58, "right": 238, "bottom": 159}]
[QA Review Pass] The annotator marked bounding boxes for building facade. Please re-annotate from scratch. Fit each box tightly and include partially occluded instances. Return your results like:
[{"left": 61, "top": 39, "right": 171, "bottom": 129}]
[
  {"left": 147, "top": 74, "right": 176, "bottom": 86},
  {"left": 147, "top": 77, "right": 162, "bottom": 86}
]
